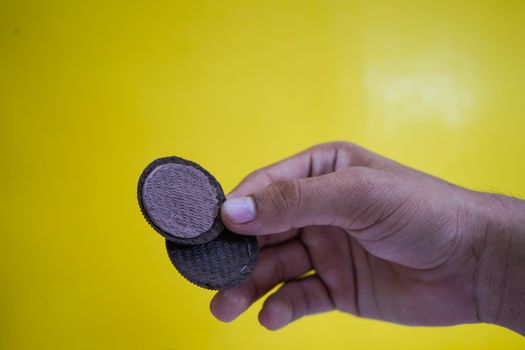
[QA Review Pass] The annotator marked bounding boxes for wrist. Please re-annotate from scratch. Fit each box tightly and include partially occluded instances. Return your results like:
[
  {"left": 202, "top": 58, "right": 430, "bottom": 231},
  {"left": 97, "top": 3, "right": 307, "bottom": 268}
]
[{"left": 473, "top": 192, "right": 525, "bottom": 334}]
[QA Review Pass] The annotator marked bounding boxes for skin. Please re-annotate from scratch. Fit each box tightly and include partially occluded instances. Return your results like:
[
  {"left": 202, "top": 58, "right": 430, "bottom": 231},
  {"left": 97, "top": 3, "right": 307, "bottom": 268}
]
[{"left": 210, "top": 142, "right": 525, "bottom": 334}]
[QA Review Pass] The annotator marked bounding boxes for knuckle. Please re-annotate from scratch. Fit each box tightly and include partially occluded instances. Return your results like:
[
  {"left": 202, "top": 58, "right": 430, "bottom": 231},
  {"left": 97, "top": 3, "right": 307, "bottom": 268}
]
[
  {"left": 310, "top": 142, "right": 365, "bottom": 172},
  {"left": 310, "top": 140, "right": 353, "bottom": 152},
  {"left": 331, "top": 140, "right": 357, "bottom": 151}
]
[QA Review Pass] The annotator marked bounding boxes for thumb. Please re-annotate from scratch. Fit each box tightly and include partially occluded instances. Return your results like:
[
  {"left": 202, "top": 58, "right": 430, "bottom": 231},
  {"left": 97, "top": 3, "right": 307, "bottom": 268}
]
[{"left": 221, "top": 167, "right": 377, "bottom": 235}]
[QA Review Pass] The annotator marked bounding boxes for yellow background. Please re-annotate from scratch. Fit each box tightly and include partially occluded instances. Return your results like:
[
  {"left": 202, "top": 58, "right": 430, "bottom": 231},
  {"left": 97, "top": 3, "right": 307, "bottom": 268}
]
[{"left": 1, "top": 0, "right": 524, "bottom": 349}]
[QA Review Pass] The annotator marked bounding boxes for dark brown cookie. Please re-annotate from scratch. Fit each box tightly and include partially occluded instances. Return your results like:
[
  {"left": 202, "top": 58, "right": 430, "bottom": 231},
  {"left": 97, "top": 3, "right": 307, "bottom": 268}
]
[
  {"left": 138, "top": 156, "right": 259, "bottom": 290},
  {"left": 166, "top": 229, "right": 259, "bottom": 290},
  {"left": 137, "top": 156, "right": 225, "bottom": 245}
]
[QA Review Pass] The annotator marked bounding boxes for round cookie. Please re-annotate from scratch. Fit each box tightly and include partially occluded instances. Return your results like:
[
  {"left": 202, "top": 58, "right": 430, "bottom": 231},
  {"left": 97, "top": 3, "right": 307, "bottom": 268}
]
[
  {"left": 137, "top": 156, "right": 225, "bottom": 245},
  {"left": 166, "top": 229, "right": 259, "bottom": 290}
]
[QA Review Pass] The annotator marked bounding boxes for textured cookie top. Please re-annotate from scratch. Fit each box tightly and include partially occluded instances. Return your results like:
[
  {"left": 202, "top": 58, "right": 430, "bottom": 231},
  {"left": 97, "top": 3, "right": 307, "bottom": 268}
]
[
  {"left": 141, "top": 163, "right": 219, "bottom": 239},
  {"left": 166, "top": 229, "right": 259, "bottom": 290}
]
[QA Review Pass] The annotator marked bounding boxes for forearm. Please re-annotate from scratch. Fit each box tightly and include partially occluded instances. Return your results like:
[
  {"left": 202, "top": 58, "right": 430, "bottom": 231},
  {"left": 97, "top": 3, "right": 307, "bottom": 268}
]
[{"left": 475, "top": 193, "right": 525, "bottom": 334}]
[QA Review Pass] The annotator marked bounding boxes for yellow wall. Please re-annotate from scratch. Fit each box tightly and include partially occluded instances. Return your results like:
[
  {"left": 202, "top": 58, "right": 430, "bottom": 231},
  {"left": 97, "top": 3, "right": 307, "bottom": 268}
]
[{"left": 1, "top": 1, "right": 524, "bottom": 349}]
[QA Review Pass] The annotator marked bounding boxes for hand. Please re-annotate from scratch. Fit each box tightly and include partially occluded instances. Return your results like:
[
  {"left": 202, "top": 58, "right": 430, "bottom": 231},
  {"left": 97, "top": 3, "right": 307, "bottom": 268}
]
[{"left": 209, "top": 142, "right": 525, "bottom": 334}]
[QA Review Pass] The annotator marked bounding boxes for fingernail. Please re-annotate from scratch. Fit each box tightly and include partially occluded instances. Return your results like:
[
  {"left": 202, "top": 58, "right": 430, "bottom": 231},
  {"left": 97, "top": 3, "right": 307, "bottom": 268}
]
[{"left": 222, "top": 196, "right": 256, "bottom": 224}]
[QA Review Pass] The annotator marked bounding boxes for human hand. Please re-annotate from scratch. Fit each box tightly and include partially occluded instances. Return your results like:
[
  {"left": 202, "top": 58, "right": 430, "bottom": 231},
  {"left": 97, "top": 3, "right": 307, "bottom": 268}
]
[{"left": 210, "top": 142, "right": 525, "bottom": 334}]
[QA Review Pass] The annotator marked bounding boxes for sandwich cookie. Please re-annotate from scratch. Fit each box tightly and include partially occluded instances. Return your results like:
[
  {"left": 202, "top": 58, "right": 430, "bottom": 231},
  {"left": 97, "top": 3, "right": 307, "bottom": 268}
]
[{"left": 138, "top": 156, "right": 258, "bottom": 290}]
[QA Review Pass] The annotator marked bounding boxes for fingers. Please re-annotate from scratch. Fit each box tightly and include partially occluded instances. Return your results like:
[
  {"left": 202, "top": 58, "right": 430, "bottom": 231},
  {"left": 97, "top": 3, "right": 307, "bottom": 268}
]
[
  {"left": 300, "top": 226, "right": 360, "bottom": 315},
  {"left": 226, "top": 148, "right": 311, "bottom": 199},
  {"left": 258, "top": 275, "right": 335, "bottom": 330},
  {"left": 227, "top": 142, "right": 374, "bottom": 199},
  {"left": 222, "top": 166, "right": 382, "bottom": 235},
  {"left": 210, "top": 239, "right": 311, "bottom": 322}
]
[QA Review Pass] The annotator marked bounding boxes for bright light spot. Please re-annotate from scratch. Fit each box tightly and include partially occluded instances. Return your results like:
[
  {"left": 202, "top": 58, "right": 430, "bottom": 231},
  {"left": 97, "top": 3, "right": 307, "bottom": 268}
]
[{"left": 365, "top": 48, "right": 477, "bottom": 126}]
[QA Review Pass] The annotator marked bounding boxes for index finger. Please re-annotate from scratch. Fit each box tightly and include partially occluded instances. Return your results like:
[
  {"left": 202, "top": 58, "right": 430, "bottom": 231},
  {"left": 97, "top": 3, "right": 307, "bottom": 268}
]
[{"left": 227, "top": 141, "right": 375, "bottom": 198}]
